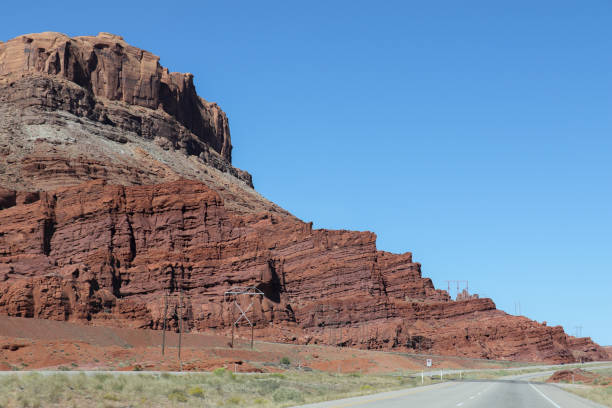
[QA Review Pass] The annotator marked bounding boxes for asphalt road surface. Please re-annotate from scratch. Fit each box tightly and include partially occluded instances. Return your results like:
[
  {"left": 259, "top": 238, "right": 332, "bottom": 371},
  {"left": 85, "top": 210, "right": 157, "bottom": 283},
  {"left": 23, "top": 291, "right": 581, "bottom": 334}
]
[{"left": 297, "top": 373, "right": 607, "bottom": 408}]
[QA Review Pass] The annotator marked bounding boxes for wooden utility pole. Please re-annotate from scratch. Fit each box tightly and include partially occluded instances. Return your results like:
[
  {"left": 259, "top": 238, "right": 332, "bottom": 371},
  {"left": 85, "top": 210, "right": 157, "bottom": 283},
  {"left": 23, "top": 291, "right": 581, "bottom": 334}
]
[
  {"left": 225, "top": 287, "right": 263, "bottom": 350},
  {"left": 336, "top": 310, "right": 341, "bottom": 347},
  {"left": 161, "top": 293, "right": 168, "bottom": 355},
  {"left": 231, "top": 302, "right": 235, "bottom": 348},
  {"left": 178, "top": 289, "right": 183, "bottom": 371}
]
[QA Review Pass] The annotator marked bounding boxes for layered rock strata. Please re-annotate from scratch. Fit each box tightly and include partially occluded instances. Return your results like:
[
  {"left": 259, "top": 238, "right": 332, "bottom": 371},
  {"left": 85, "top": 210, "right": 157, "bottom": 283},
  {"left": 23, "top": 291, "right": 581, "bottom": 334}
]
[
  {"left": 0, "top": 32, "right": 608, "bottom": 363},
  {"left": 0, "top": 180, "right": 607, "bottom": 362},
  {"left": 0, "top": 32, "right": 232, "bottom": 161},
  {"left": 0, "top": 32, "right": 254, "bottom": 198}
]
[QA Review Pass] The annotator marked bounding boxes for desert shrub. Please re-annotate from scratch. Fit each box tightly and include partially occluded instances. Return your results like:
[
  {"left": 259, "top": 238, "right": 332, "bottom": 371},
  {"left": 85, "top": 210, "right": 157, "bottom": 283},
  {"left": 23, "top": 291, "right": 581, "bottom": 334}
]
[
  {"left": 213, "top": 367, "right": 228, "bottom": 376},
  {"left": 102, "top": 393, "right": 120, "bottom": 401},
  {"left": 212, "top": 367, "right": 236, "bottom": 381},
  {"left": 16, "top": 392, "right": 42, "bottom": 408},
  {"left": 188, "top": 386, "right": 205, "bottom": 398},
  {"left": 45, "top": 385, "right": 63, "bottom": 403},
  {"left": 94, "top": 373, "right": 111, "bottom": 382},
  {"left": 397, "top": 376, "right": 414, "bottom": 386},
  {"left": 109, "top": 377, "right": 127, "bottom": 392},
  {"left": 255, "top": 379, "right": 281, "bottom": 394},
  {"left": 18, "top": 397, "right": 42, "bottom": 408},
  {"left": 70, "top": 373, "right": 88, "bottom": 391},
  {"left": 225, "top": 395, "right": 242, "bottom": 405},
  {"left": 33, "top": 374, "right": 69, "bottom": 402},
  {"left": 272, "top": 387, "right": 304, "bottom": 403},
  {"left": 167, "top": 389, "right": 188, "bottom": 403},
  {"left": 280, "top": 357, "right": 291, "bottom": 366},
  {"left": 0, "top": 375, "right": 18, "bottom": 388},
  {"left": 127, "top": 378, "right": 145, "bottom": 394}
]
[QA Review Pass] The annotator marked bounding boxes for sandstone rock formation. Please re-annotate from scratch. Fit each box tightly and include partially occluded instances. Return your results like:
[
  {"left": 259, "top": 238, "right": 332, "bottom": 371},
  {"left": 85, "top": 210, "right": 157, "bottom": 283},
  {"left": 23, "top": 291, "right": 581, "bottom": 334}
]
[
  {"left": 0, "top": 32, "right": 608, "bottom": 363},
  {"left": 0, "top": 32, "right": 231, "bottom": 161}
]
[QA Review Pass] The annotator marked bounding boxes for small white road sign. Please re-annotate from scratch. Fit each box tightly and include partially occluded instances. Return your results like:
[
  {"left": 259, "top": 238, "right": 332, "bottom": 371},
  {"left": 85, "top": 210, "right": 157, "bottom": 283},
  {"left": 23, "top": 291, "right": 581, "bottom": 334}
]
[{"left": 426, "top": 359, "right": 432, "bottom": 367}]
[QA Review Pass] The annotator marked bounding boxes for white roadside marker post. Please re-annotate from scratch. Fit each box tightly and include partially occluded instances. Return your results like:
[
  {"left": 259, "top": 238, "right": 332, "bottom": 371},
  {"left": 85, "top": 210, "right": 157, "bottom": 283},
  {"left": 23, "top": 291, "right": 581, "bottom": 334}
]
[{"left": 421, "top": 370, "right": 424, "bottom": 385}]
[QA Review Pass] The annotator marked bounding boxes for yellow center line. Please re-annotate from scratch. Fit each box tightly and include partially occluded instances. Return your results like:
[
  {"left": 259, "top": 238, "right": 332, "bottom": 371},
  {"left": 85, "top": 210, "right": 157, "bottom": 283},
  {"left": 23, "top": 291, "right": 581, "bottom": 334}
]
[{"left": 323, "top": 382, "right": 456, "bottom": 408}]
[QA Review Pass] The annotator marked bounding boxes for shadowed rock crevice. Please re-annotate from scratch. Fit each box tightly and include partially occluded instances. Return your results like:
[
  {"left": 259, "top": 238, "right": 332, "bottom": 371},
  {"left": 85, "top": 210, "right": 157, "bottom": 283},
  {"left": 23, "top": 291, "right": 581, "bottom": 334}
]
[
  {"left": 41, "top": 218, "right": 55, "bottom": 256},
  {"left": 257, "top": 259, "right": 284, "bottom": 303},
  {"left": 0, "top": 188, "right": 16, "bottom": 210},
  {"left": 40, "top": 194, "right": 57, "bottom": 256}
]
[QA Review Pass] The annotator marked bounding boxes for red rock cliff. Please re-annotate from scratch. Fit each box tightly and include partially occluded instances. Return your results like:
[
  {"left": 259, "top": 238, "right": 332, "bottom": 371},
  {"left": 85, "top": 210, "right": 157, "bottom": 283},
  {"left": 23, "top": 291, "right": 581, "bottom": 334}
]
[
  {"left": 0, "top": 180, "right": 606, "bottom": 362},
  {"left": 0, "top": 32, "right": 607, "bottom": 363},
  {"left": 0, "top": 32, "right": 232, "bottom": 162}
]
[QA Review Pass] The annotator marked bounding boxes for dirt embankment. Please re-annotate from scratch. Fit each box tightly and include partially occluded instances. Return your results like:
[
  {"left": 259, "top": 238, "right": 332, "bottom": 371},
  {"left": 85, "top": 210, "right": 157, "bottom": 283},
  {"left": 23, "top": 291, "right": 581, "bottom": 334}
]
[
  {"left": 0, "top": 315, "right": 532, "bottom": 373},
  {"left": 547, "top": 368, "right": 611, "bottom": 385}
]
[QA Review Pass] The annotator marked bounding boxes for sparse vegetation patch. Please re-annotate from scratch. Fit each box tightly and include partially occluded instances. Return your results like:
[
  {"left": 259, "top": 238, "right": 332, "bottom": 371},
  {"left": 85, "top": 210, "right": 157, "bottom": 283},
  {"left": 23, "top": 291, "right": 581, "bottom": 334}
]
[{"left": 0, "top": 371, "right": 436, "bottom": 407}]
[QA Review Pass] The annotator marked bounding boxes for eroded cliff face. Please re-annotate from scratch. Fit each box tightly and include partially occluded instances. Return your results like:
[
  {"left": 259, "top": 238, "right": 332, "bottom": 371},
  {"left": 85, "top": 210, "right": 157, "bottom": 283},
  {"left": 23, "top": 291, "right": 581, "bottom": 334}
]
[
  {"left": 0, "top": 32, "right": 607, "bottom": 363},
  {"left": 0, "top": 32, "right": 232, "bottom": 162},
  {"left": 0, "top": 180, "right": 606, "bottom": 362}
]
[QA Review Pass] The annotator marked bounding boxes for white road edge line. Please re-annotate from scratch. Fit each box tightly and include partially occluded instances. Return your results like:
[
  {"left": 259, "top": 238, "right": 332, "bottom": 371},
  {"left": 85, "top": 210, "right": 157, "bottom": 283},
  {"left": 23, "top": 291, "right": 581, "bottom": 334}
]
[{"left": 529, "top": 383, "right": 561, "bottom": 408}]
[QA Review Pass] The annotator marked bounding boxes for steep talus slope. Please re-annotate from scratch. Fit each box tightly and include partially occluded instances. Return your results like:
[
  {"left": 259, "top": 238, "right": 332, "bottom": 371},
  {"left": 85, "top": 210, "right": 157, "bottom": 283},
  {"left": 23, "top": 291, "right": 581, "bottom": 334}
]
[{"left": 0, "top": 32, "right": 607, "bottom": 363}]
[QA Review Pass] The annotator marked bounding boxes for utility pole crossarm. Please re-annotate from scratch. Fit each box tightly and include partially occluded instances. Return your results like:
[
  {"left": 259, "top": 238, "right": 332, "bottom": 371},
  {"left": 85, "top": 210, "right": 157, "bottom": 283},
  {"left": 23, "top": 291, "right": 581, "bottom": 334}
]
[{"left": 224, "top": 286, "right": 264, "bottom": 349}]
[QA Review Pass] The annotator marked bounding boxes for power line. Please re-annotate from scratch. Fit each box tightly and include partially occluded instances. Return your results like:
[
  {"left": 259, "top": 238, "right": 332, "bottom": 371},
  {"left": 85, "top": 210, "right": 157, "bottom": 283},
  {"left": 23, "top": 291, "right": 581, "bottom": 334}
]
[
  {"left": 445, "top": 280, "right": 468, "bottom": 300},
  {"left": 574, "top": 325, "right": 583, "bottom": 337}
]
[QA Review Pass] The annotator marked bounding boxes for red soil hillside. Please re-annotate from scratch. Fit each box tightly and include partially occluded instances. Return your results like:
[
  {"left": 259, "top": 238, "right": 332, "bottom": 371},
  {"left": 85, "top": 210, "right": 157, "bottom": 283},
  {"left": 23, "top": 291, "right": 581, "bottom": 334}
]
[
  {"left": 0, "top": 315, "right": 540, "bottom": 373},
  {"left": 0, "top": 32, "right": 608, "bottom": 364},
  {"left": 547, "top": 368, "right": 611, "bottom": 385}
]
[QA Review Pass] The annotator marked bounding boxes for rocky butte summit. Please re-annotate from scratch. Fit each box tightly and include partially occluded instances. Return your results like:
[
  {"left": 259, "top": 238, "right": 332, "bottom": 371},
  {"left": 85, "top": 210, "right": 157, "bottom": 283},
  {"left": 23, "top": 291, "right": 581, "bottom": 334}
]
[{"left": 0, "top": 32, "right": 607, "bottom": 363}]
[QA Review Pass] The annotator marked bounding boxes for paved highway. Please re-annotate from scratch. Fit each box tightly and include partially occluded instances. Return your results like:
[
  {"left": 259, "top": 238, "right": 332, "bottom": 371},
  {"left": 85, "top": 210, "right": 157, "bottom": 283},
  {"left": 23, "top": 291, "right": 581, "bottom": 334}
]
[{"left": 297, "top": 372, "right": 607, "bottom": 408}]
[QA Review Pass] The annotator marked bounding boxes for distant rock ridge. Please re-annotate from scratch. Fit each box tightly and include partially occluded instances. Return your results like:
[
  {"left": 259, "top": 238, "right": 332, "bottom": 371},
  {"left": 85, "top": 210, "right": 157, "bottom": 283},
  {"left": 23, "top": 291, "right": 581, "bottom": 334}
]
[{"left": 0, "top": 32, "right": 240, "bottom": 180}]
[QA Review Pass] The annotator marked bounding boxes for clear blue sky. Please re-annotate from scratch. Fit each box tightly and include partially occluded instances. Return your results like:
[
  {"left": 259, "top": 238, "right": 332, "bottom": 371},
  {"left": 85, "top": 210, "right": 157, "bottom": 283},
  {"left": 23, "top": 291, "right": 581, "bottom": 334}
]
[{"left": 2, "top": 1, "right": 611, "bottom": 345}]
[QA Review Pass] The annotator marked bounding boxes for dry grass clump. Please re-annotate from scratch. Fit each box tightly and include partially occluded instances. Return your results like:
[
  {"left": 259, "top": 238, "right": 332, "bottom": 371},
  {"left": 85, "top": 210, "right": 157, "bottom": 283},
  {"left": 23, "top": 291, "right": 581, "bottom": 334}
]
[
  {"left": 591, "top": 368, "right": 612, "bottom": 378},
  {"left": 566, "top": 385, "right": 612, "bottom": 407},
  {"left": 0, "top": 369, "right": 430, "bottom": 408}
]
